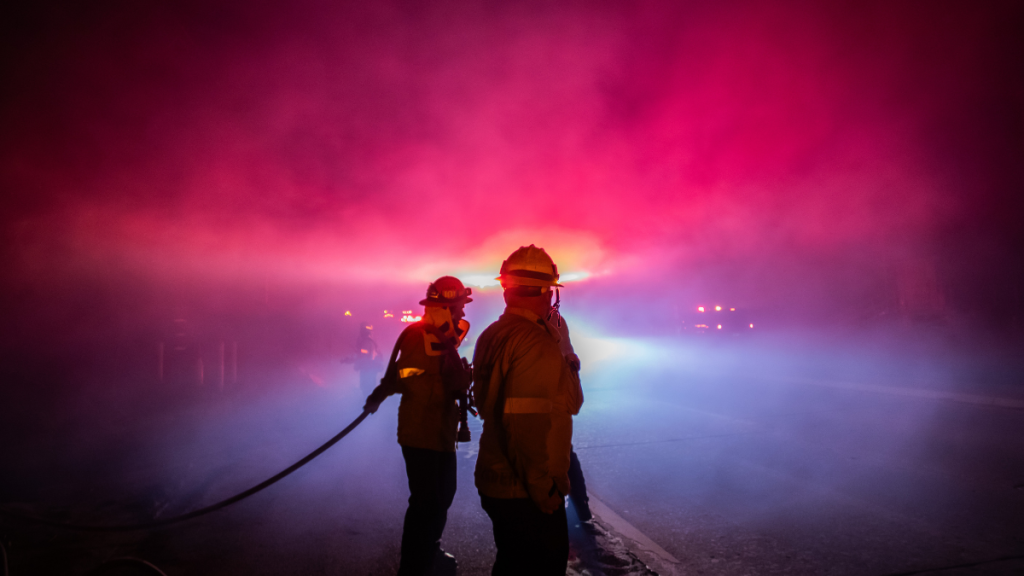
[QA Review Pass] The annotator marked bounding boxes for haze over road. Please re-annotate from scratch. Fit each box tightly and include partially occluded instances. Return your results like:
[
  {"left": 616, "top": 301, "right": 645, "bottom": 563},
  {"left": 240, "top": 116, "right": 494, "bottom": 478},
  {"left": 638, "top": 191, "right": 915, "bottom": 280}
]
[{"left": 2, "top": 329, "right": 1021, "bottom": 575}]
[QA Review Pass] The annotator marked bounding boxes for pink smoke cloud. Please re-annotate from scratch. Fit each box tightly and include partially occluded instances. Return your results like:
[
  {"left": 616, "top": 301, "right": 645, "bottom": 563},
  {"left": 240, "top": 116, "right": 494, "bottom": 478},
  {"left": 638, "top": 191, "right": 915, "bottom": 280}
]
[{"left": 2, "top": 0, "right": 1020, "bottom": 321}]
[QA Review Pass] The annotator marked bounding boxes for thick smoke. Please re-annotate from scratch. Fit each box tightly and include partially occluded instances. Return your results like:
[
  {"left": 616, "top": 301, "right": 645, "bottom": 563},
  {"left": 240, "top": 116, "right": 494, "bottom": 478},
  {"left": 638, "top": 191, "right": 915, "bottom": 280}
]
[{"left": 3, "top": 1, "right": 1021, "bottom": 317}]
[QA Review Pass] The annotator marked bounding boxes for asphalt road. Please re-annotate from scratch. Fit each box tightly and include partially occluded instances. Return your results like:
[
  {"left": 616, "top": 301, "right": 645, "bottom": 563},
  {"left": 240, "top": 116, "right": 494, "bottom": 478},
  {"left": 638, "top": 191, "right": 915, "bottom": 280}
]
[
  {"left": 570, "top": 336, "right": 1024, "bottom": 576},
  {"left": 2, "top": 332, "right": 1022, "bottom": 575}
]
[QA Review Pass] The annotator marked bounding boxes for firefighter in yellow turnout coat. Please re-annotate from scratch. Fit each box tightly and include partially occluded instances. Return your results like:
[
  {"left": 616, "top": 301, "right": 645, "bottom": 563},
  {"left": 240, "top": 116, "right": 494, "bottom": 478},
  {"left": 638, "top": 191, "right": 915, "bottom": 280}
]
[
  {"left": 473, "top": 246, "right": 583, "bottom": 575},
  {"left": 364, "top": 276, "right": 473, "bottom": 576}
]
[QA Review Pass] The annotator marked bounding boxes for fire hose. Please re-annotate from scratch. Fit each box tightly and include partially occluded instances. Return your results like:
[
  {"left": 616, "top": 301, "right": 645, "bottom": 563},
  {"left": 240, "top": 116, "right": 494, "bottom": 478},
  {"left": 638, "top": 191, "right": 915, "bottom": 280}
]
[{"left": 0, "top": 409, "right": 370, "bottom": 532}]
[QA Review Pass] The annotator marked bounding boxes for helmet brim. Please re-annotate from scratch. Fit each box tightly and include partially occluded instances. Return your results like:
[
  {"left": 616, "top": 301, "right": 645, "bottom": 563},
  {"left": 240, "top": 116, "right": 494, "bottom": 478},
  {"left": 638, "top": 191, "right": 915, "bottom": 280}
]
[
  {"left": 419, "top": 296, "right": 473, "bottom": 307},
  {"left": 496, "top": 275, "right": 563, "bottom": 288}
]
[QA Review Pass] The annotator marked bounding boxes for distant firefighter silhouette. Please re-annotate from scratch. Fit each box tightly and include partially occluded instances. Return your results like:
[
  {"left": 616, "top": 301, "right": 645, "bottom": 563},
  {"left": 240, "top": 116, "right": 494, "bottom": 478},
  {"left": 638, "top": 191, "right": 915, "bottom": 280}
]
[{"left": 350, "top": 323, "right": 383, "bottom": 395}]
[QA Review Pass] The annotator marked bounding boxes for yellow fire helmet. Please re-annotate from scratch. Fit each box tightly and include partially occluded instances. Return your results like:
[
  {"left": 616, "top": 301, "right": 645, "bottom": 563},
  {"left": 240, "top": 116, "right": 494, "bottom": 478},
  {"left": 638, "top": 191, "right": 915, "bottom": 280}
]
[{"left": 496, "top": 244, "right": 563, "bottom": 288}]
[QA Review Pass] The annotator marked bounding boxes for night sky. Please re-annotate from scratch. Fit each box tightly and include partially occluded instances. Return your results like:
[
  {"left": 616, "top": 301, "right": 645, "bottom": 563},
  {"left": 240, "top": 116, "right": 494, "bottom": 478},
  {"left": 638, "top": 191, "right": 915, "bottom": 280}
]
[{"left": 2, "top": 0, "right": 1023, "bottom": 357}]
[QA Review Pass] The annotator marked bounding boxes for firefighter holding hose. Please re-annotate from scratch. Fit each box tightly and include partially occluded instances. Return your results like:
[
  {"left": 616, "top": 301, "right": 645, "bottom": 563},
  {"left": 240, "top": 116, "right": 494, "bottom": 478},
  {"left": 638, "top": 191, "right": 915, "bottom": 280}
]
[
  {"left": 364, "top": 276, "right": 474, "bottom": 576},
  {"left": 472, "top": 245, "right": 584, "bottom": 575}
]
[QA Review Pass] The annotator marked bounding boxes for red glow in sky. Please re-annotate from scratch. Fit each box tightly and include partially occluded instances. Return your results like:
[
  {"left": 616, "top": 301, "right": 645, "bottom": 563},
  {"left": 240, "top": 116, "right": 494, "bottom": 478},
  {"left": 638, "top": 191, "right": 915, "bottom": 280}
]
[{"left": 2, "top": 0, "right": 1022, "bottom": 319}]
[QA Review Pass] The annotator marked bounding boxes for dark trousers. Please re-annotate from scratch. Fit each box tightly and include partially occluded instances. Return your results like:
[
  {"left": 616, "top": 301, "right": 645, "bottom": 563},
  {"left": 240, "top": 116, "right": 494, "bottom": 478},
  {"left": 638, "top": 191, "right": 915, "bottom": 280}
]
[
  {"left": 398, "top": 446, "right": 457, "bottom": 576},
  {"left": 480, "top": 495, "right": 568, "bottom": 576},
  {"left": 568, "top": 448, "right": 592, "bottom": 520}
]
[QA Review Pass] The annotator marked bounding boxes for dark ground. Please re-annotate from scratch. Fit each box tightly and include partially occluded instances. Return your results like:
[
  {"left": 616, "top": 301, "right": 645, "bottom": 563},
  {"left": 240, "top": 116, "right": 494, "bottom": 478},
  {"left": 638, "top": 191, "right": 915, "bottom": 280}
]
[{"left": 1, "top": 329, "right": 1023, "bottom": 575}]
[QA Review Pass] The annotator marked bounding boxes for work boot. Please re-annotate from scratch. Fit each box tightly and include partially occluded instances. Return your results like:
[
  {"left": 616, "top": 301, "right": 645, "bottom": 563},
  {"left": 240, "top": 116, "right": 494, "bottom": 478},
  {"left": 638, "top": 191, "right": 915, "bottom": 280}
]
[{"left": 430, "top": 548, "right": 457, "bottom": 576}]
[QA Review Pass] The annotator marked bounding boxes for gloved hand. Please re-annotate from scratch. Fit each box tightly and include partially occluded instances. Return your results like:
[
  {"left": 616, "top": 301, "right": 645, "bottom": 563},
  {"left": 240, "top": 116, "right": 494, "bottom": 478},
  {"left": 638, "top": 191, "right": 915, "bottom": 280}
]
[
  {"left": 566, "top": 352, "right": 581, "bottom": 373},
  {"left": 547, "top": 310, "right": 576, "bottom": 358},
  {"left": 364, "top": 385, "right": 387, "bottom": 412},
  {"left": 529, "top": 478, "right": 566, "bottom": 515},
  {"left": 364, "top": 393, "right": 384, "bottom": 414}
]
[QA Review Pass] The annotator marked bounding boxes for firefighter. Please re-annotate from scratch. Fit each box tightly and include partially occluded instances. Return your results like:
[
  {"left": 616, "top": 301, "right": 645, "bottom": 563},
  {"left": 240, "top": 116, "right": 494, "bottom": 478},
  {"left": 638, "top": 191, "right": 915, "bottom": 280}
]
[
  {"left": 353, "top": 323, "right": 383, "bottom": 395},
  {"left": 472, "top": 245, "right": 584, "bottom": 575},
  {"left": 363, "top": 276, "right": 474, "bottom": 576}
]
